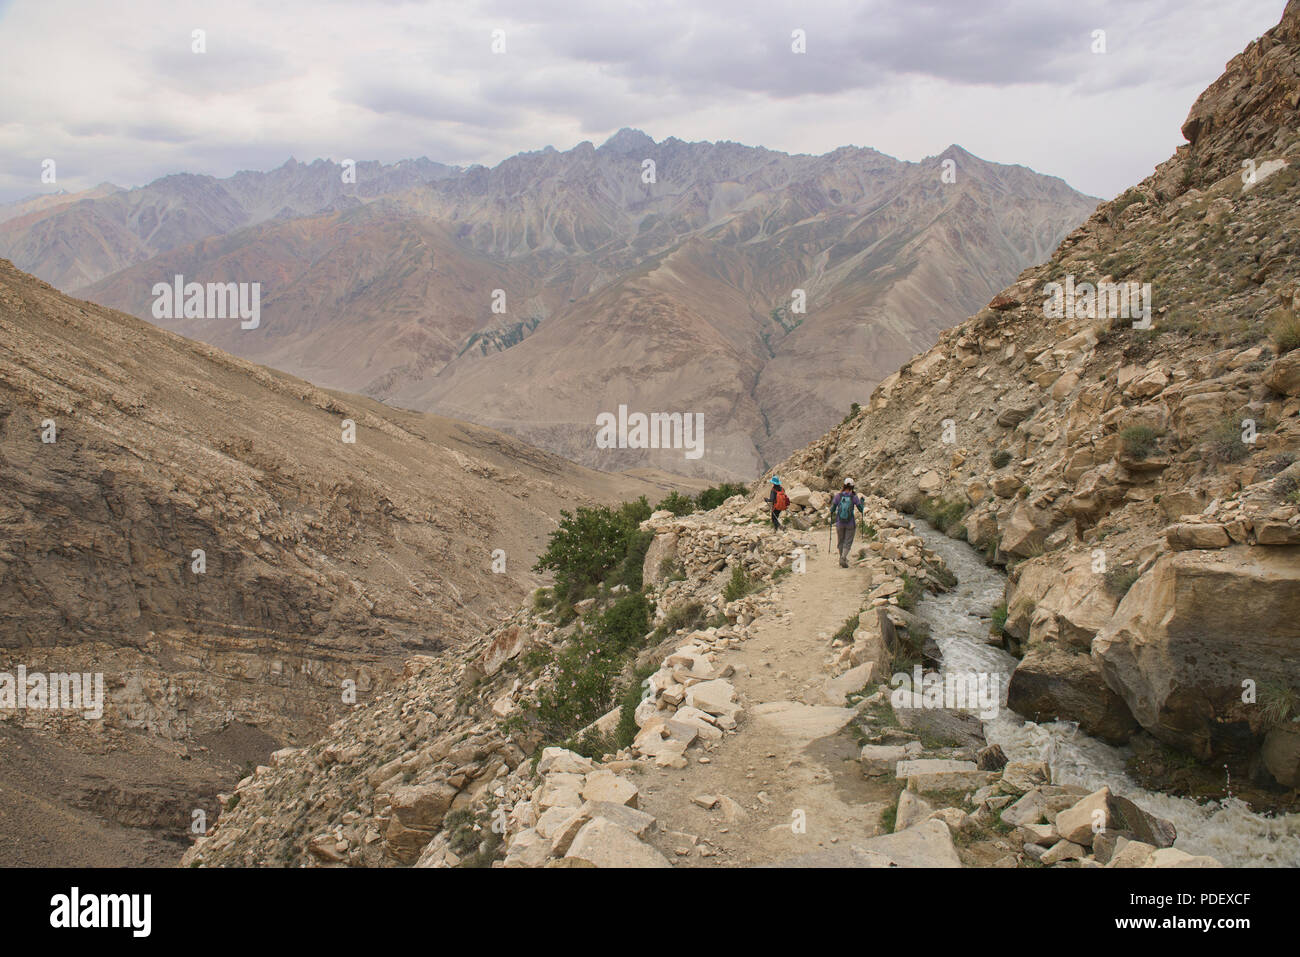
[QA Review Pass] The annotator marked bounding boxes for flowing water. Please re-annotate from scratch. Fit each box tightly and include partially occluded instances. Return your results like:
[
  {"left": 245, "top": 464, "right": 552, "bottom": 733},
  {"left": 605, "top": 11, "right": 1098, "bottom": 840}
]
[{"left": 911, "top": 522, "right": 1300, "bottom": 867}]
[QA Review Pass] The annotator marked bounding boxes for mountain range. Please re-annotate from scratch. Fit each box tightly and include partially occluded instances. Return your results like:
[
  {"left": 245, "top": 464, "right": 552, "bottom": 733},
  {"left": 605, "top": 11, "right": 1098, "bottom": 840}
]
[{"left": 1, "top": 135, "right": 1097, "bottom": 479}]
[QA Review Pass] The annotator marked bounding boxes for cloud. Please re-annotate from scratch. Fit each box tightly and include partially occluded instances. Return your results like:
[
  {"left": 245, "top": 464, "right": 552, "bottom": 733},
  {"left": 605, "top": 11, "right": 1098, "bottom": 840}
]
[{"left": 0, "top": 0, "right": 1288, "bottom": 204}]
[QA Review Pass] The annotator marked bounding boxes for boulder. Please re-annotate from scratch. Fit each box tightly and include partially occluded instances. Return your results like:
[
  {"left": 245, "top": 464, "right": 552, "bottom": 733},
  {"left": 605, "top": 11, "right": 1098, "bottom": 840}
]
[
  {"left": 564, "top": 817, "right": 672, "bottom": 868},
  {"left": 1262, "top": 724, "right": 1300, "bottom": 788},
  {"left": 854, "top": 819, "right": 962, "bottom": 867},
  {"left": 1007, "top": 645, "right": 1139, "bottom": 744},
  {"left": 476, "top": 625, "right": 529, "bottom": 677},
  {"left": 1054, "top": 787, "right": 1112, "bottom": 845},
  {"left": 684, "top": 679, "right": 739, "bottom": 718},
  {"left": 1094, "top": 546, "right": 1300, "bottom": 759},
  {"left": 823, "top": 662, "right": 877, "bottom": 705},
  {"left": 1264, "top": 352, "right": 1300, "bottom": 396},
  {"left": 895, "top": 759, "right": 991, "bottom": 791},
  {"left": 580, "top": 771, "right": 639, "bottom": 808},
  {"left": 860, "top": 744, "right": 911, "bottom": 776},
  {"left": 1166, "top": 522, "right": 1231, "bottom": 549},
  {"left": 893, "top": 790, "right": 934, "bottom": 831},
  {"left": 641, "top": 532, "right": 679, "bottom": 588}
]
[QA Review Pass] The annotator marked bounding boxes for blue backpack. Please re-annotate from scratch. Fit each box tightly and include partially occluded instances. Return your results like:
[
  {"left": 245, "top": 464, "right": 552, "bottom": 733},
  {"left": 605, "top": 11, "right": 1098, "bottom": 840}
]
[{"left": 836, "top": 493, "right": 856, "bottom": 521}]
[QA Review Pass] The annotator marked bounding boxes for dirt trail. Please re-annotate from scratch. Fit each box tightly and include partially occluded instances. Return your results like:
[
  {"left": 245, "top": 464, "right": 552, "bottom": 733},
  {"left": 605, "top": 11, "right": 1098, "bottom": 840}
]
[{"left": 635, "top": 531, "right": 900, "bottom": 866}]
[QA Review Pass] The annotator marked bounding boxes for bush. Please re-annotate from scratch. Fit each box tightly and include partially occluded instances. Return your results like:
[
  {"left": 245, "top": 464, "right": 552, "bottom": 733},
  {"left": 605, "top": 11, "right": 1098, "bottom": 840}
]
[
  {"left": 596, "top": 590, "right": 653, "bottom": 653},
  {"left": 533, "top": 502, "right": 651, "bottom": 604},
  {"left": 722, "top": 564, "right": 756, "bottom": 603},
  {"left": 535, "top": 631, "right": 623, "bottom": 742},
  {"left": 1205, "top": 414, "right": 1261, "bottom": 464},
  {"left": 991, "top": 449, "right": 1013, "bottom": 469},
  {"left": 613, "top": 664, "right": 656, "bottom": 750},
  {"left": 696, "top": 482, "right": 748, "bottom": 511},
  {"left": 841, "top": 402, "right": 861, "bottom": 425},
  {"left": 655, "top": 491, "right": 696, "bottom": 516},
  {"left": 896, "top": 573, "right": 922, "bottom": 611},
  {"left": 662, "top": 600, "right": 704, "bottom": 633},
  {"left": 1119, "top": 424, "right": 1163, "bottom": 459},
  {"left": 918, "top": 496, "right": 968, "bottom": 533},
  {"left": 1271, "top": 309, "right": 1300, "bottom": 354}
]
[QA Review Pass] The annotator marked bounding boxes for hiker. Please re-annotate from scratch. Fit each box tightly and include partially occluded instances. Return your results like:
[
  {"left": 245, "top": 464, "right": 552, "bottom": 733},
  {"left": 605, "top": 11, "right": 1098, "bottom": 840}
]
[
  {"left": 828, "top": 477, "right": 865, "bottom": 567},
  {"left": 767, "top": 476, "right": 789, "bottom": 530}
]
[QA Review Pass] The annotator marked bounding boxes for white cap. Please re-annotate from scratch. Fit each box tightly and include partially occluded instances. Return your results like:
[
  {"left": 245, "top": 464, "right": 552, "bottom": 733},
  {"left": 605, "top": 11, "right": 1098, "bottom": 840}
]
[{"left": 843, "top": 477, "right": 855, "bottom": 486}]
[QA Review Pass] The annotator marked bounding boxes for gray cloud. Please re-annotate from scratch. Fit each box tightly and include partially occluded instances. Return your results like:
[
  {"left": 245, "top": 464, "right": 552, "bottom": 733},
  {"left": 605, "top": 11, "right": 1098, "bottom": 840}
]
[{"left": 0, "top": 0, "right": 1288, "bottom": 205}]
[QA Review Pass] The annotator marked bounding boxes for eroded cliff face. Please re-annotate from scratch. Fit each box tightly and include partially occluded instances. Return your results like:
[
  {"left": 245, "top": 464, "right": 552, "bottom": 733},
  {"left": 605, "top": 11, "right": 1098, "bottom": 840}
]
[
  {"left": 775, "top": 0, "right": 1300, "bottom": 780},
  {"left": 0, "top": 258, "right": 679, "bottom": 862}
]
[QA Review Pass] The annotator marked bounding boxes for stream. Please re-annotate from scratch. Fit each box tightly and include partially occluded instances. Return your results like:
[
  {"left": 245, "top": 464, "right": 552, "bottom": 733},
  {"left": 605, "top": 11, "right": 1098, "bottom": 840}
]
[{"left": 911, "top": 522, "right": 1300, "bottom": 867}]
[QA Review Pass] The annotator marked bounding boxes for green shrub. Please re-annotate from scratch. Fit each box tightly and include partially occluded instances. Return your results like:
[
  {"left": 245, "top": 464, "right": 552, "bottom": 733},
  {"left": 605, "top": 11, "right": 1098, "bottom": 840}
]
[
  {"left": 990, "top": 601, "right": 1008, "bottom": 636},
  {"left": 532, "top": 587, "right": 554, "bottom": 613},
  {"left": 831, "top": 614, "right": 860, "bottom": 644},
  {"left": 1205, "top": 414, "right": 1262, "bottom": 464},
  {"left": 918, "top": 496, "right": 968, "bottom": 533},
  {"left": 661, "top": 599, "right": 704, "bottom": 634},
  {"left": 841, "top": 402, "right": 862, "bottom": 425},
  {"left": 1119, "top": 424, "right": 1163, "bottom": 459},
  {"left": 533, "top": 502, "right": 652, "bottom": 604},
  {"left": 596, "top": 590, "right": 653, "bottom": 653},
  {"left": 613, "top": 665, "right": 656, "bottom": 751},
  {"left": 696, "top": 482, "right": 748, "bottom": 511},
  {"left": 655, "top": 491, "right": 696, "bottom": 516},
  {"left": 896, "top": 573, "right": 922, "bottom": 611},
  {"left": 722, "top": 564, "right": 756, "bottom": 603}
]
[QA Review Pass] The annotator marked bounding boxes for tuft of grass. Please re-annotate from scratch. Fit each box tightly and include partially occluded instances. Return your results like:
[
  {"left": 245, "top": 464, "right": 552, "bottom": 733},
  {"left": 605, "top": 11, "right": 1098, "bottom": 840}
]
[
  {"left": 991, "top": 449, "right": 1013, "bottom": 469},
  {"left": 918, "top": 496, "right": 969, "bottom": 534},
  {"left": 1119, "top": 424, "right": 1163, "bottom": 459},
  {"left": 990, "top": 601, "right": 1008, "bottom": 636},
  {"left": 1104, "top": 565, "right": 1141, "bottom": 598},
  {"left": 1270, "top": 308, "right": 1300, "bottom": 354},
  {"left": 831, "top": 614, "right": 860, "bottom": 645}
]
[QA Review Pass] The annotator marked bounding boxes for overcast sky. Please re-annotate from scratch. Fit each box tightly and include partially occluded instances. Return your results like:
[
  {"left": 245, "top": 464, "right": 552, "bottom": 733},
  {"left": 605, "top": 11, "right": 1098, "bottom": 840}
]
[{"left": 0, "top": 0, "right": 1288, "bottom": 204}]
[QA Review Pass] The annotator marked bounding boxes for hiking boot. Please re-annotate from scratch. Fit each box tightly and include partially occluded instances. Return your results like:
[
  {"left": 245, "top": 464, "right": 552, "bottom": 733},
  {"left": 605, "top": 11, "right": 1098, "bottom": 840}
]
[{"left": 839, "top": 556, "right": 848, "bottom": 568}]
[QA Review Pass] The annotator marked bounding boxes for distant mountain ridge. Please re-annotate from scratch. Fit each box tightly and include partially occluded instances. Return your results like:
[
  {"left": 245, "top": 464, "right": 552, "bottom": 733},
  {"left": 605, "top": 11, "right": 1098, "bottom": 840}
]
[{"left": 7, "top": 133, "right": 1098, "bottom": 477}]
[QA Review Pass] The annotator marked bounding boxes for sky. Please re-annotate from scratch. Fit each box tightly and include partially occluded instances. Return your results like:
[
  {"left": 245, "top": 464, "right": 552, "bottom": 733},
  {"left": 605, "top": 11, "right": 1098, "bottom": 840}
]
[{"left": 0, "top": 0, "right": 1289, "bottom": 204}]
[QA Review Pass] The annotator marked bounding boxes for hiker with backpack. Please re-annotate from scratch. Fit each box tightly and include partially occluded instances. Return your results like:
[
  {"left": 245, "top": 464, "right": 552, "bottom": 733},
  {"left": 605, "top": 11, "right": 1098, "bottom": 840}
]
[
  {"left": 767, "top": 476, "right": 789, "bottom": 530},
  {"left": 828, "top": 478, "right": 865, "bottom": 567}
]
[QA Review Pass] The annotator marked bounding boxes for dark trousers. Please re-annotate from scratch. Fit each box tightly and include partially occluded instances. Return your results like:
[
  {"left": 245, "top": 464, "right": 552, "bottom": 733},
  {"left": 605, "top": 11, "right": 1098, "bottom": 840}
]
[{"left": 771, "top": 509, "right": 782, "bottom": 530}]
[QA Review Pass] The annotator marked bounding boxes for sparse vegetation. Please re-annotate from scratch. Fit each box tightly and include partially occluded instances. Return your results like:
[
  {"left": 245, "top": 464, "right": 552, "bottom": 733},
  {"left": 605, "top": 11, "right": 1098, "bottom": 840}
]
[
  {"left": 1119, "top": 424, "right": 1163, "bottom": 459},
  {"left": 990, "top": 601, "right": 1008, "bottom": 637},
  {"left": 1104, "top": 565, "right": 1141, "bottom": 598},
  {"left": 655, "top": 482, "right": 749, "bottom": 516},
  {"left": 917, "top": 496, "right": 968, "bottom": 534},
  {"left": 722, "top": 563, "right": 757, "bottom": 602},
  {"left": 991, "top": 449, "right": 1013, "bottom": 469},
  {"left": 831, "top": 613, "right": 860, "bottom": 645},
  {"left": 1270, "top": 308, "right": 1300, "bottom": 354}
]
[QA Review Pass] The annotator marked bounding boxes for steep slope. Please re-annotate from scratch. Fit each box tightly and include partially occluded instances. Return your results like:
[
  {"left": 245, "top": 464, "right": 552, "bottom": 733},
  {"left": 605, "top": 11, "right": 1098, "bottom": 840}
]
[
  {"left": 0, "top": 258, "right": 685, "bottom": 864},
  {"left": 78, "top": 138, "right": 1096, "bottom": 478},
  {"left": 776, "top": 0, "right": 1300, "bottom": 781}
]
